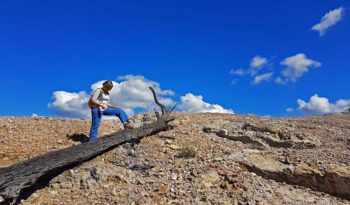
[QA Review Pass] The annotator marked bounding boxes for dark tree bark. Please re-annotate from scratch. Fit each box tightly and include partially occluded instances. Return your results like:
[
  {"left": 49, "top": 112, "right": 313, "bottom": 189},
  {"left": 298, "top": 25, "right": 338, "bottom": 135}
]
[{"left": 0, "top": 87, "right": 176, "bottom": 205}]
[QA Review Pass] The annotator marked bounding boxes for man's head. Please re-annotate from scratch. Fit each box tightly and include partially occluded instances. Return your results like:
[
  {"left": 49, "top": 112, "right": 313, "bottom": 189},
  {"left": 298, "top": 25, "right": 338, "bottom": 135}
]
[{"left": 102, "top": 80, "right": 113, "bottom": 91}]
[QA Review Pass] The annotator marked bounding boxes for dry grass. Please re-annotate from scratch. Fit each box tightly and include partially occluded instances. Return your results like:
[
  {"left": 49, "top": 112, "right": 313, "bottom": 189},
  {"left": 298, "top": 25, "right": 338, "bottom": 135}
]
[{"left": 176, "top": 147, "right": 197, "bottom": 159}]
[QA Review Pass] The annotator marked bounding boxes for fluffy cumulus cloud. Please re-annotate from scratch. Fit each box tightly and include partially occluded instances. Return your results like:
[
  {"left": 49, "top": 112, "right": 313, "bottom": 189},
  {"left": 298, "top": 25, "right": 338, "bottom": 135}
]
[
  {"left": 48, "top": 91, "right": 90, "bottom": 118},
  {"left": 49, "top": 75, "right": 234, "bottom": 118},
  {"left": 179, "top": 93, "right": 234, "bottom": 114},
  {"left": 277, "top": 53, "right": 321, "bottom": 84},
  {"left": 251, "top": 72, "right": 273, "bottom": 85},
  {"left": 297, "top": 94, "right": 350, "bottom": 115},
  {"left": 49, "top": 75, "right": 175, "bottom": 118},
  {"left": 95, "top": 75, "right": 175, "bottom": 115},
  {"left": 312, "top": 7, "right": 345, "bottom": 36},
  {"left": 230, "top": 54, "right": 321, "bottom": 86},
  {"left": 250, "top": 56, "right": 268, "bottom": 69},
  {"left": 229, "top": 55, "right": 273, "bottom": 86},
  {"left": 250, "top": 55, "right": 268, "bottom": 76}
]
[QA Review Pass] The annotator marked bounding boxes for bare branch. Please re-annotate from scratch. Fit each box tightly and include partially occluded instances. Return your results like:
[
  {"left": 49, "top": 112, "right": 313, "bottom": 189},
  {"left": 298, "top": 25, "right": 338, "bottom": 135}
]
[
  {"left": 154, "top": 108, "right": 160, "bottom": 119},
  {"left": 169, "top": 103, "right": 177, "bottom": 114},
  {"left": 149, "top": 87, "right": 166, "bottom": 115}
]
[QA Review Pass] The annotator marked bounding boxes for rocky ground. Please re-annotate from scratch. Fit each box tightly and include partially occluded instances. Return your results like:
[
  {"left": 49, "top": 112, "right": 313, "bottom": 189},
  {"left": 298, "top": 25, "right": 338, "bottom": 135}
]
[{"left": 1, "top": 112, "right": 350, "bottom": 205}]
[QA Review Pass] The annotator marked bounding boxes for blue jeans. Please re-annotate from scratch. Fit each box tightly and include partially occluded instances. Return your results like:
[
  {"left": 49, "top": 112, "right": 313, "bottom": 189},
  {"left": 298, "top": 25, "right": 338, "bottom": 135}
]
[{"left": 89, "top": 107, "right": 129, "bottom": 141}]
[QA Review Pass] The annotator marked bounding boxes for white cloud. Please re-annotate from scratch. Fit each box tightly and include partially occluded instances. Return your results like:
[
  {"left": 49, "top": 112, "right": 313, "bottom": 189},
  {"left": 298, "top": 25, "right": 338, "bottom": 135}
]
[
  {"left": 312, "top": 7, "right": 345, "bottom": 36},
  {"left": 231, "top": 54, "right": 321, "bottom": 86},
  {"left": 102, "top": 75, "right": 175, "bottom": 115},
  {"left": 297, "top": 94, "right": 350, "bottom": 115},
  {"left": 179, "top": 93, "right": 234, "bottom": 114},
  {"left": 48, "top": 91, "right": 90, "bottom": 118},
  {"left": 49, "top": 75, "right": 234, "bottom": 118},
  {"left": 286, "top": 108, "right": 294, "bottom": 113},
  {"left": 228, "top": 55, "right": 270, "bottom": 86},
  {"left": 279, "top": 53, "right": 321, "bottom": 83},
  {"left": 229, "top": 68, "right": 245, "bottom": 76},
  {"left": 251, "top": 72, "right": 273, "bottom": 85},
  {"left": 250, "top": 55, "right": 268, "bottom": 76},
  {"left": 49, "top": 75, "right": 175, "bottom": 118},
  {"left": 250, "top": 55, "right": 268, "bottom": 69}
]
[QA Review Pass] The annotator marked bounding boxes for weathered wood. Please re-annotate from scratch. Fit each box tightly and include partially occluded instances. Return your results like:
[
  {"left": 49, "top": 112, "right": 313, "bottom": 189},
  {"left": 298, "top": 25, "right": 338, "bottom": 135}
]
[
  {"left": 0, "top": 87, "right": 176, "bottom": 204},
  {"left": 149, "top": 87, "right": 177, "bottom": 117}
]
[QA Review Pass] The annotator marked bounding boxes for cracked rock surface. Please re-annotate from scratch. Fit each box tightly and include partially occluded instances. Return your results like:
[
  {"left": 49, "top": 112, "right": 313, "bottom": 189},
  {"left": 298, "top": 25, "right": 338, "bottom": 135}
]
[{"left": 1, "top": 112, "right": 350, "bottom": 204}]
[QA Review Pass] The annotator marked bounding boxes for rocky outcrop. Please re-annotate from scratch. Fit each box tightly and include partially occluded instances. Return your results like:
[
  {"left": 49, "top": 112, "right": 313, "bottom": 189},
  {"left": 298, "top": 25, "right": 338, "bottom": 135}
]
[
  {"left": 203, "top": 122, "right": 319, "bottom": 149},
  {"left": 241, "top": 154, "right": 350, "bottom": 199}
]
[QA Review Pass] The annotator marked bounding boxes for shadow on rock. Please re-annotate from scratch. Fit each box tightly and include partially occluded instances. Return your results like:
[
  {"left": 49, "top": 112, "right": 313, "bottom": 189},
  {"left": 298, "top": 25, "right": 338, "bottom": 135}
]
[{"left": 67, "top": 133, "right": 89, "bottom": 143}]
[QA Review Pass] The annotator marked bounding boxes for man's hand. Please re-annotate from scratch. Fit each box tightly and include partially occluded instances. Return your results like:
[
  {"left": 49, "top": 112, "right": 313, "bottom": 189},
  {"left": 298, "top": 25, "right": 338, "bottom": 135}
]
[{"left": 108, "top": 103, "right": 119, "bottom": 109}]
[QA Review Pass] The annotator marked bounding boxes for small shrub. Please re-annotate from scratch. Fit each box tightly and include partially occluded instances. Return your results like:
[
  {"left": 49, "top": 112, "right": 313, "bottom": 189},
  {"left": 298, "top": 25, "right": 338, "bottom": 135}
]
[{"left": 176, "top": 147, "right": 197, "bottom": 159}]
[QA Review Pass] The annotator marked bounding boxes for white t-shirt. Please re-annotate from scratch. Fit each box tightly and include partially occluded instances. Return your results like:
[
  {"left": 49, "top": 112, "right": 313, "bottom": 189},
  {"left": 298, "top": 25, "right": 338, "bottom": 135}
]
[{"left": 91, "top": 88, "right": 109, "bottom": 111}]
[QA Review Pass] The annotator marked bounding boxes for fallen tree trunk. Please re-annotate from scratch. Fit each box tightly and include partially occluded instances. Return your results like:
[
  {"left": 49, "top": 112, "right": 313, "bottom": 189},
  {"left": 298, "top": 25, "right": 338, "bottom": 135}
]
[{"left": 0, "top": 87, "right": 176, "bottom": 205}]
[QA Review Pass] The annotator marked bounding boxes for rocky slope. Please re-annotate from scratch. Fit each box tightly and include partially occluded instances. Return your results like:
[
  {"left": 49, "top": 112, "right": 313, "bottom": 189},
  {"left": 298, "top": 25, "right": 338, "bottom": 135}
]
[{"left": 1, "top": 112, "right": 350, "bottom": 205}]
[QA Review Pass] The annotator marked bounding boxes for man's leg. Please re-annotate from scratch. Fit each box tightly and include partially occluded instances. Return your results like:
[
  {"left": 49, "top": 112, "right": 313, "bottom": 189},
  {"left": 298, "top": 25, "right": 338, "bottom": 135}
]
[
  {"left": 103, "top": 107, "right": 134, "bottom": 129},
  {"left": 89, "top": 108, "right": 102, "bottom": 141},
  {"left": 103, "top": 107, "right": 129, "bottom": 123}
]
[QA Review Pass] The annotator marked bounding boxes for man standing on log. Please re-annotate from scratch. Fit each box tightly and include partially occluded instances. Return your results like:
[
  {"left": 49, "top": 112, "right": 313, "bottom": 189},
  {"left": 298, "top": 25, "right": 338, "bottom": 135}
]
[{"left": 88, "top": 80, "right": 134, "bottom": 141}]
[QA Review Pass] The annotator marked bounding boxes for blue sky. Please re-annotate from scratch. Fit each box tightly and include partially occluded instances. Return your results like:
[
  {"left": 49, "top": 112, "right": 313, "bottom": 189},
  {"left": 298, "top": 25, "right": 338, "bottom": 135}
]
[{"left": 0, "top": 0, "right": 349, "bottom": 117}]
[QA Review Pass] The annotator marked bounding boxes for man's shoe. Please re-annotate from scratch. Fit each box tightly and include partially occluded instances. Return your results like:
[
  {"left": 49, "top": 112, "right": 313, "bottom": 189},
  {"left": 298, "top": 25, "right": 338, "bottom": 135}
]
[{"left": 124, "top": 121, "right": 135, "bottom": 129}]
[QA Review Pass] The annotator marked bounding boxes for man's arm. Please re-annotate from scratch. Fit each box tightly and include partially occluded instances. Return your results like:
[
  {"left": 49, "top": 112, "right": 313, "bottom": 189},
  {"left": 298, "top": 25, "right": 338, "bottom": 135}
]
[
  {"left": 107, "top": 103, "right": 119, "bottom": 109},
  {"left": 90, "top": 98, "right": 102, "bottom": 107}
]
